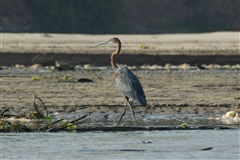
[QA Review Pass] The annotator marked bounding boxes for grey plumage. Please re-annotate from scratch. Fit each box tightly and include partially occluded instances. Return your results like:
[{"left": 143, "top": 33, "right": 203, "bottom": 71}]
[
  {"left": 97, "top": 37, "right": 146, "bottom": 126},
  {"left": 115, "top": 66, "right": 146, "bottom": 106}
]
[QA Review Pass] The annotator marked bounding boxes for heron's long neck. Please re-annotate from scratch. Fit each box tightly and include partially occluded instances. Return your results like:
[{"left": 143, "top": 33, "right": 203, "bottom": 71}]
[{"left": 111, "top": 42, "right": 121, "bottom": 71}]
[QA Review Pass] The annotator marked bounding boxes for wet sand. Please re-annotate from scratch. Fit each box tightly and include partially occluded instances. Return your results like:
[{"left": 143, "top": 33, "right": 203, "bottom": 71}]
[
  {"left": 1, "top": 69, "right": 239, "bottom": 117},
  {"left": 0, "top": 32, "right": 240, "bottom": 118}
]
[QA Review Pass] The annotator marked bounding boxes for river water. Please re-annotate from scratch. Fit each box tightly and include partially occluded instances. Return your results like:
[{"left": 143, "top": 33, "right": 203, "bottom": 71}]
[
  {"left": 1, "top": 67, "right": 239, "bottom": 159},
  {"left": 2, "top": 129, "right": 239, "bottom": 160}
]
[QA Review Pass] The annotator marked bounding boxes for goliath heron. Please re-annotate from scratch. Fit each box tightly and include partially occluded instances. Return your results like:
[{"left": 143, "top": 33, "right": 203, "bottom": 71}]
[{"left": 97, "top": 37, "right": 146, "bottom": 126}]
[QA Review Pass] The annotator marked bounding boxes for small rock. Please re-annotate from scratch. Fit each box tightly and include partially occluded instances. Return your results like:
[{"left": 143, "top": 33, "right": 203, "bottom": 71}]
[
  {"left": 127, "top": 66, "right": 137, "bottom": 70},
  {"left": 157, "top": 66, "right": 163, "bottom": 70},
  {"left": 170, "top": 65, "right": 178, "bottom": 70},
  {"left": 75, "top": 65, "right": 82, "bottom": 69},
  {"left": 179, "top": 63, "right": 189, "bottom": 70},
  {"left": 165, "top": 63, "right": 171, "bottom": 69},
  {"left": 84, "top": 64, "right": 92, "bottom": 69},
  {"left": 15, "top": 64, "right": 25, "bottom": 69},
  {"left": 236, "top": 64, "right": 240, "bottom": 69},
  {"left": 50, "top": 66, "right": 56, "bottom": 70},
  {"left": 222, "top": 111, "right": 239, "bottom": 119},
  {"left": 148, "top": 64, "right": 158, "bottom": 70},
  {"left": 140, "top": 65, "right": 148, "bottom": 70},
  {"left": 98, "top": 66, "right": 109, "bottom": 70},
  {"left": 30, "top": 64, "right": 41, "bottom": 69},
  {"left": 206, "top": 64, "right": 215, "bottom": 69},
  {"left": 222, "top": 65, "right": 230, "bottom": 69}
]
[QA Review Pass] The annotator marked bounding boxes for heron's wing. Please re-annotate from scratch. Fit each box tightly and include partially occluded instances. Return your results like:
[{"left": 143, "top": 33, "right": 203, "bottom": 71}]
[{"left": 115, "top": 67, "right": 146, "bottom": 106}]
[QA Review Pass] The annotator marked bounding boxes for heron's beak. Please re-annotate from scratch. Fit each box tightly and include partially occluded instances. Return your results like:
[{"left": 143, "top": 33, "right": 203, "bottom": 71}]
[{"left": 96, "top": 40, "right": 111, "bottom": 46}]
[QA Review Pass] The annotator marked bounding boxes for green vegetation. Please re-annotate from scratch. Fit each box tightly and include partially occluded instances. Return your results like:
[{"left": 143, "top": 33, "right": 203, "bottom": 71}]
[
  {"left": 26, "top": 1, "right": 121, "bottom": 33},
  {"left": 63, "top": 75, "right": 72, "bottom": 81},
  {"left": 139, "top": 44, "right": 148, "bottom": 49},
  {"left": 3, "top": 1, "right": 239, "bottom": 33},
  {"left": 67, "top": 122, "right": 78, "bottom": 130},
  {"left": 181, "top": 122, "right": 188, "bottom": 128},
  {"left": 205, "top": 75, "right": 211, "bottom": 82},
  {"left": 31, "top": 76, "right": 41, "bottom": 81}
]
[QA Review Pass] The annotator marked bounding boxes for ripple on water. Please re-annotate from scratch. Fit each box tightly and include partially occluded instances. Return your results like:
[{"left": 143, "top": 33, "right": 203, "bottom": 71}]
[{"left": 2, "top": 130, "right": 239, "bottom": 159}]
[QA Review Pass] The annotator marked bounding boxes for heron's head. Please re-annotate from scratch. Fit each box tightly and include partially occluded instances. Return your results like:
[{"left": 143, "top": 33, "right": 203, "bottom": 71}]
[{"left": 96, "top": 37, "right": 121, "bottom": 46}]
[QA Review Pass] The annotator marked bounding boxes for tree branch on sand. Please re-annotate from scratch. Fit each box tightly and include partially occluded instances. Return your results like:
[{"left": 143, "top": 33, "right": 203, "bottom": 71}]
[{"left": 0, "top": 96, "right": 88, "bottom": 132}]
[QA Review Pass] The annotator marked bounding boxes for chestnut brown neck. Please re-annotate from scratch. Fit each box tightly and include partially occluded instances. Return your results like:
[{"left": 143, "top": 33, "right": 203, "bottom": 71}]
[{"left": 111, "top": 41, "right": 121, "bottom": 71}]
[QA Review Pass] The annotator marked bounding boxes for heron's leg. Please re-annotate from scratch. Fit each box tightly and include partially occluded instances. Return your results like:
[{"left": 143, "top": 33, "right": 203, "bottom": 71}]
[
  {"left": 126, "top": 99, "right": 138, "bottom": 126},
  {"left": 117, "top": 101, "right": 127, "bottom": 126}
]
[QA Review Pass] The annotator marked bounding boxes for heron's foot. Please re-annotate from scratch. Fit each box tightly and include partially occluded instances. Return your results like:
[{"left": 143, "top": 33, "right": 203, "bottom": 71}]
[
  {"left": 112, "top": 120, "right": 124, "bottom": 127},
  {"left": 114, "top": 122, "right": 124, "bottom": 127}
]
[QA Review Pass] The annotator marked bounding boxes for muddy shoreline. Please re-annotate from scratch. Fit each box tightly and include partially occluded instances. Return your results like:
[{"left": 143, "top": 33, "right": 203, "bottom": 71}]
[
  {"left": 1, "top": 32, "right": 240, "bottom": 122},
  {"left": 1, "top": 68, "right": 239, "bottom": 118},
  {"left": 1, "top": 32, "right": 239, "bottom": 66}
]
